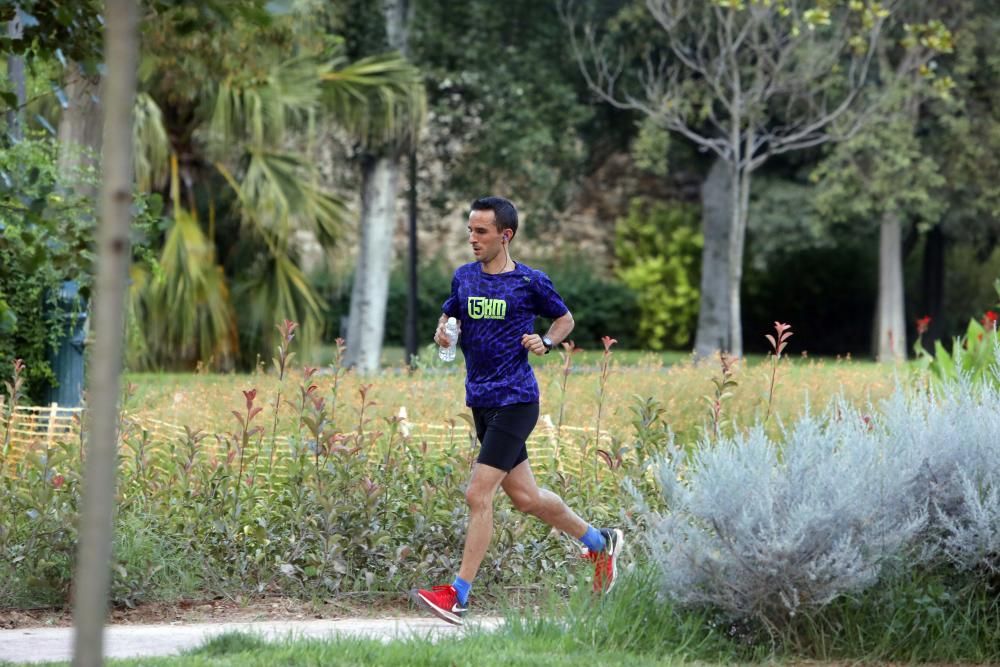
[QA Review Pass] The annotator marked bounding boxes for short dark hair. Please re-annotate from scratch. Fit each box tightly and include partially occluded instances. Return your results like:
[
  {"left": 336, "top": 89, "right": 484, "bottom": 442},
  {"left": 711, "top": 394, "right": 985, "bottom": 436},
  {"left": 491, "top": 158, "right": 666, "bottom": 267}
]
[{"left": 471, "top": 196, "right": 518, "bottom": 239}]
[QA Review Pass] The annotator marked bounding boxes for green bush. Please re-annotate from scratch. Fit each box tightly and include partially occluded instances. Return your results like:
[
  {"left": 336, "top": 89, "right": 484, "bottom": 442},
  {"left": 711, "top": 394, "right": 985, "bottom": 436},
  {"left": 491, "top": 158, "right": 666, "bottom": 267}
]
[
  {"left": 915, "top": 279, "right": 1000, "bottom": 388},
  {"left": 322, "top": 257, "right": 638, "bottom": 351},
  {"left": 0, "top": 135, "right": 163, "bottom": 399},
  {"left": 0, "top": 136, "right": 96, "bottom": 401},
  {"left": 539, "top": 258, "right": 641, "bottom": 350},
  {"left": 0, "top": 360, "right": 626, "bottom": 607},
  {"left": 644, "top": 367, "right": 1000, "bottom": 661},
  {"left": 614, "top": 198, "right": 701, "bottom": 350},
  {"left": 742, "top": 240, "right": 877, "bottom": 356},
  {"left": 384, "top": 260, "right": 454, "bottom": 347},
  {"left": 317, "top": 260, "right": 452, "bottom": 349}
]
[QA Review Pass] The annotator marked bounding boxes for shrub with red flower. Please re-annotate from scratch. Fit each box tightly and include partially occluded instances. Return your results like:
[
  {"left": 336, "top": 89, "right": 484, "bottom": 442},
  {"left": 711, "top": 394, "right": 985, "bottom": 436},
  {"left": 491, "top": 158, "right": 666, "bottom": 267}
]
[{"left": 916, "top": 287, "right": 1000, "bottom": 389}]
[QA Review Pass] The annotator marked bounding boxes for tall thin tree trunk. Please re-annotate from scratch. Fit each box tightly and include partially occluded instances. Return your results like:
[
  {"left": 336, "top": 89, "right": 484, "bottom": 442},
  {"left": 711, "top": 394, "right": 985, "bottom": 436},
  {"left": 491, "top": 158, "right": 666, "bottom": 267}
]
[
  {"left": 727, "top": 162, "right": 752, "bottom": 359},
  {"left": 345, "top": 155, "right": 399, "bottom": 373},
  {"left": 5, "top": 10, "right": 25, "bottom": 141},
  {"left": 875, "top": 212, "right": 906, "bottom": 361},
  {"left": 71, "top": 1, "right": 138, "bottom": 665},
  {"left": 921, "top": 224, "right": 945, "bottom": 345},
  {"left": 383, "top": 0, "right": 413, "bottom": 55},
  {"left": 694, "top": 157, "right": 732, "bottom": 359},
  {"left": 59, "top": 62, "right": 103, "bottom": 194},
  {"left": 344, "top": 0, "right": 412, "bottom": 373},
  {"left": 405, "top": 149, "right": 419, "bottom": 370}
]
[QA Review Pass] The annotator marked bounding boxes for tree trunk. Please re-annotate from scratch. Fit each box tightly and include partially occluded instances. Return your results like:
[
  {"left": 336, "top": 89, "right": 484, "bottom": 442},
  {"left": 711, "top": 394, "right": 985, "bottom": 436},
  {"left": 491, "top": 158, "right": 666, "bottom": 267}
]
[
  {"left": 71, "top": 1, "right": 138, "bottom": 665},
  {"left": 404, "top": 149, "right": 419, "bottom": 370},
  {"left": 5, "top": 11, "right": 25, "bottom": 141},
  {"left": 343, "top": 0, "right": 412, "bottom": 374},
  {"left": 58, "top": 61, "right": 103, "bottom": 194},
  {"left": 920, "top": 224, "right": 945, "bottom": 346},
  {"left": 874, "top": 212, "right": 907, "bottom": 362},
  {"left": 694, "top": 157, "right": 733, "bottom": 359},
  {"left": 345, "top": 155, "right": 399, "bottom": 373},
  {"left": 727, "top": 162, "right": 752, "bottom": 359},
  {"left": 383, "top": 0, "right": 413, "bottom": 56}
]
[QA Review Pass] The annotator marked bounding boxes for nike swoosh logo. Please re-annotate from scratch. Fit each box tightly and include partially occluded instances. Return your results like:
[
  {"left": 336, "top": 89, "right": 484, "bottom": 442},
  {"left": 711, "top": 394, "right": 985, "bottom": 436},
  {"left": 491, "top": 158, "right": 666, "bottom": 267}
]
[{"left": 451, "top": 604, "right": 465, "bottom": 612}]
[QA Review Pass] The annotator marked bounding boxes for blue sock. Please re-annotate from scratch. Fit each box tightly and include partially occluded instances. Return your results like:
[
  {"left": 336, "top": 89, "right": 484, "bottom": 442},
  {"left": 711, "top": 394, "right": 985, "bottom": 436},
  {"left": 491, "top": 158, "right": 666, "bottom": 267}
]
[
  {"left": 580, "top": 525, "right": 606, "bottom": 553},
  {"left": 452, "top": 576, "right": 471, "bottom": 606}
]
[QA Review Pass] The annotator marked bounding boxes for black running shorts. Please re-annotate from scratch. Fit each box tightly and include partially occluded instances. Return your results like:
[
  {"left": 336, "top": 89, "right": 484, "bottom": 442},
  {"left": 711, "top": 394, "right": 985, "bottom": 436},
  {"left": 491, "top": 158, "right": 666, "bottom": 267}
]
[{"left": 471, "top": 402, "right": 540, "bottom": 472}]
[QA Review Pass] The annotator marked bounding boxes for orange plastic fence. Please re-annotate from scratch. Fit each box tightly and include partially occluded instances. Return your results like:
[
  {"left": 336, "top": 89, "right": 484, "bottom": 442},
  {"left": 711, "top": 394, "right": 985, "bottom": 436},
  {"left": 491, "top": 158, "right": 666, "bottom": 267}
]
[{"left": 0, "top": 398, "right": 616, "bottom": 479}]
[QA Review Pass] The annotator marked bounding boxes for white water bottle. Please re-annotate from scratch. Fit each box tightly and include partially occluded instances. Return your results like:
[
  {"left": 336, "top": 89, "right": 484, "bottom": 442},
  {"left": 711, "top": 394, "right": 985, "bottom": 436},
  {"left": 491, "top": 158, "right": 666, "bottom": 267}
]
[{"left": 439, "top": 317, "right": 459, "bottom": 362}]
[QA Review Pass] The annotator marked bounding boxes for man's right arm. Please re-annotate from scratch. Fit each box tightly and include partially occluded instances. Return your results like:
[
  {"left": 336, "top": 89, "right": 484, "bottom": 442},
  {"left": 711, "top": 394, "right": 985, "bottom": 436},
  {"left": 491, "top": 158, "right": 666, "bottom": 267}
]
[
  {"left": 433, "top": 313, "right": 451, "bottom": 347},
  {"left": 437, "top": 271, "right": 462, "bottom": 346}
]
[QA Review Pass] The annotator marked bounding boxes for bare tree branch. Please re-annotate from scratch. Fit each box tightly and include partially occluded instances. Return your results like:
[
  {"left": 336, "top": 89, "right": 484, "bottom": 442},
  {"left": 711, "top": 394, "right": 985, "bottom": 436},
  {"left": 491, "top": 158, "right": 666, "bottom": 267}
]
[{"left": 560, "top": 0, "right": 947, "bottom": 356}]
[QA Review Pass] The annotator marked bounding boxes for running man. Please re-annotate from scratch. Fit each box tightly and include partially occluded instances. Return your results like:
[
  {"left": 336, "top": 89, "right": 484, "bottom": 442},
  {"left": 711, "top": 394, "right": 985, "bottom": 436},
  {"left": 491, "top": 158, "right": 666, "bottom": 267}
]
[{"left": 411, "top": 196, "right": 623, "bottom": 626}]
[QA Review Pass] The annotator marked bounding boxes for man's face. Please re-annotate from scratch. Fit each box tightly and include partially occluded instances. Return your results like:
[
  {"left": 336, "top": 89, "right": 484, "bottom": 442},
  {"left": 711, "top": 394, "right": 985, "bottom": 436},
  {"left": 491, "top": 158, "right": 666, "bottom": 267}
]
[{"left": 468, "top": 209, "right": 504, "bottom": 263}]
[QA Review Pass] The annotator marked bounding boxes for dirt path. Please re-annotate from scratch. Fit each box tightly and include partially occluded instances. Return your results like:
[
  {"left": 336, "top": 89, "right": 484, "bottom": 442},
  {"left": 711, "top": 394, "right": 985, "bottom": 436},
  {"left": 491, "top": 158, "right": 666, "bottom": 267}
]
[
  {"left": 0, "top": 616, "right": 502, "bottom": 664},
  {"left": 0, "top": 595, "right": 418, "bottom": 629}
]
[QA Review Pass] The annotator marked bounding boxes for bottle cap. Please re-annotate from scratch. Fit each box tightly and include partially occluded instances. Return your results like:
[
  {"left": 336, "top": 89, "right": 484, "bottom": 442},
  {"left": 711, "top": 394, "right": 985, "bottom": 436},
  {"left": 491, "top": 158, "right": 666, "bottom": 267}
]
[{"left": 447, "top": 317, "right": 457, "bottom": 325}]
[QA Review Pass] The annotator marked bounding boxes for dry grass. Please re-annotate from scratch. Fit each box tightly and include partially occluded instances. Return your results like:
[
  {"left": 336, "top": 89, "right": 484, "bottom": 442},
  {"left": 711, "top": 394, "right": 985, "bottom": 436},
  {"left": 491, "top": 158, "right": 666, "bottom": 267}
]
[{"left": 124, "top": 354, "right": 903, "bottom": 445}]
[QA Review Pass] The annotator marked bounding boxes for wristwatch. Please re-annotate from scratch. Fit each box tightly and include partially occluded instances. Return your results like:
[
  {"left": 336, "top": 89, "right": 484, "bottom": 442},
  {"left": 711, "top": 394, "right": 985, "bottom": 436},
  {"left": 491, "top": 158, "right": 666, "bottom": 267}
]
[{"left": 542, "top": 336, "right": 554, "bottom": 354}]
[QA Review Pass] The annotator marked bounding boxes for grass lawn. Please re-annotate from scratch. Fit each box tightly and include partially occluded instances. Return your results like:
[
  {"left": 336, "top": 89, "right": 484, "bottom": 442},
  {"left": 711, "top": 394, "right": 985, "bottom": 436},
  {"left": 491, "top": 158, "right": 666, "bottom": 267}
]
[
  {"left": 65, "top": 633, "right": 691, "bottom": 667},
  {"left": 19, "top": 573, "right": 745, "bottom": 666}
]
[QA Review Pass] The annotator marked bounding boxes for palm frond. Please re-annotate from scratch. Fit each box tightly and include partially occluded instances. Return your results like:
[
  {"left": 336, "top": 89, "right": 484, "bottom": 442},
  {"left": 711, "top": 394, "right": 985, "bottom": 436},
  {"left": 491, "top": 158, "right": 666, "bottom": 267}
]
[
  {"left": 216, "top": 155, "right": 336, "bottom": 360},
  {"left": 218, "top": 151, "right": 347, "bottom": 246},
  {"left": 321, "top": 51, "right": 426, "bottom": 150},
  {"left": 144, "top": 204, "right": 239, "bottom": 369},
  {"left": 125, "top": 263, "right": 152, "bottom": 370},
  {"left": 233, "top": 246, "right": 324, "bottom": 358},
  {"left": 133, "top": 92, "right": 170, "bottom": 192},
  {"left": 206, "top": 55, "right": 323, "bottom": 157},
  {"left": 135, "top": 155, "right": 239, "bottom": 370}
]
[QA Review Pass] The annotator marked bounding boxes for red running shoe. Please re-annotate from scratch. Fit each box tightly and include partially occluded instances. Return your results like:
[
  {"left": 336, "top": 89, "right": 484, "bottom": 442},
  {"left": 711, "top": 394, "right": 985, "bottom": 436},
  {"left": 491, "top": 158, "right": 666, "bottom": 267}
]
[
  {"left": 582, "top": 528, "right": 624, "bottom": 593},
  {"left": 411, "top": 584, "right": 467, "bottom": 625}
]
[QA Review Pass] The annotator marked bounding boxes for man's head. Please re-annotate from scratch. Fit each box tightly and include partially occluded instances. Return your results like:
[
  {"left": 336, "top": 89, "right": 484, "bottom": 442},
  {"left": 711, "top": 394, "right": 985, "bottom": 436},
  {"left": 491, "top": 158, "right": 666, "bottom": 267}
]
[
  {"left": 468, "top": 196, "right": 518, "bottom": 263},
  {"left": 471, "top": 196, "right": 518, "bottom": 239}
]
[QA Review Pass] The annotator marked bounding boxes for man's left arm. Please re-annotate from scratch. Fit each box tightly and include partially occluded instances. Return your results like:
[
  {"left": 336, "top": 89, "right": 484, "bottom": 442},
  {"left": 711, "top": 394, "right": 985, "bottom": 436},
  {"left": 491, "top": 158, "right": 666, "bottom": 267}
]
[{"left": 522, "top": 311, "right": 575, "bottom": 356}]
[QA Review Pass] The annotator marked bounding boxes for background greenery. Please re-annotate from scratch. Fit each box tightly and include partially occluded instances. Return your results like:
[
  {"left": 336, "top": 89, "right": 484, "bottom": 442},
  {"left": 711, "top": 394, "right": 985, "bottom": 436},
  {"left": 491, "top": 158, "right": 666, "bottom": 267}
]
[
  {"left": 1, "top": 0, "right": 999, "bottom": 388},
  {"left": 5, "top": 2, "right": 1000, "bottom": 665}
]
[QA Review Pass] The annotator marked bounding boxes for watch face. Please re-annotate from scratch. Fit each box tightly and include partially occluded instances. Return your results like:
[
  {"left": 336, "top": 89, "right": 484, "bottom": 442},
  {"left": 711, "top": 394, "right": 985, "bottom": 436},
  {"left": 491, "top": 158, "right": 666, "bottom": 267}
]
[{"left": 543, "top": 337, "right": 553, "bottom": 349}]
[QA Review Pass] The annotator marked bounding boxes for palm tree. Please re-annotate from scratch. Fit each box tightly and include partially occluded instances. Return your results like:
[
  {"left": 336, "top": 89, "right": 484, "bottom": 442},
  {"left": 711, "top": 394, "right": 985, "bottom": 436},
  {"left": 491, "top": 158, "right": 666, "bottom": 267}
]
[
  {"left": 340, "top": 0, "right": 425, "bottom": 375},
  {"left": 129, "top": 4, "right": 423, "bottom": 369}
]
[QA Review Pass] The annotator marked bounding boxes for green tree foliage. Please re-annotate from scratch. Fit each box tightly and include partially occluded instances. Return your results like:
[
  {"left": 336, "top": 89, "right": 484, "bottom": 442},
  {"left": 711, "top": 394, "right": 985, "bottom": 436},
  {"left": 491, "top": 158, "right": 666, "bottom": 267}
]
[
  {"left": 0, "top": 136, "right": 93, "bottom": 398},
  {"left": 0, "top": 135, "right": 160, "bottom": 399},
  {"left": 614, "top": 198, "right": 701, "bottom": 349},
  {"left": 811, "top": 109, "right": 946, "bottom": 232},
  {"left": 0, "top": 1, "right": 104, "bottom": 85},
  {"left": 810, "top": 0, "right": 998, "bottom": 349},
  {"left": 127, "top": 2, "right": 422, "bottom": 369},
  {"left": 746, "top": 174, "right": 835, "bottom": 271},
  {"left": 0, "top": 1, "right": 275, "bottom": 115},
  {"left": 931, "top": 1, "right": 1000, "bottom": 231},
  {"left": 542, "top": 261, "right": 641, "bottom": 350},
  {"left": 410, "top": 0, "right": 593, "bottom": 223}
]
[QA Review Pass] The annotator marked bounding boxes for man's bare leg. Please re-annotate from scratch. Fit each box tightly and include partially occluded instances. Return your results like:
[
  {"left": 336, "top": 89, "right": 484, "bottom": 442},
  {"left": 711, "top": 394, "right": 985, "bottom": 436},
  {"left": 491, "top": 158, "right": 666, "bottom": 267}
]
[
  {"left": 457, "top": 463, "right": 507, "bottom": 582},
  {"left": 501, "top": 459, "right": 588, "bottom": 538},
  {"left": 502, "top": 459, "right": 624, "bottom": 592}
]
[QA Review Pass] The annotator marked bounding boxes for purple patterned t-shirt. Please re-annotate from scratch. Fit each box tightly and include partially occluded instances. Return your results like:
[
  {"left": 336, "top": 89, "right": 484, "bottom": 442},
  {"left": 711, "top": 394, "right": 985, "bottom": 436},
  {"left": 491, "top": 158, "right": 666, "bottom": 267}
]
[{"left": 442, "top": 262, "right": 569, "bottom": 408}]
